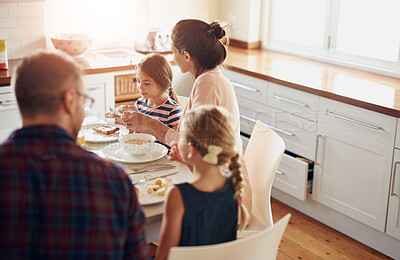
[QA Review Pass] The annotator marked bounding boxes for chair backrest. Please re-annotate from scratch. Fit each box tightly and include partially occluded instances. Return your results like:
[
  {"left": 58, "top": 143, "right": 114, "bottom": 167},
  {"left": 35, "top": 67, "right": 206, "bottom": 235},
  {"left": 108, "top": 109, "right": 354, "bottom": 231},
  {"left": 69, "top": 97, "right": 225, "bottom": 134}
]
[
  {"left": 167, "top": 213, "right": 291, "bottom": 260},
  {"left": 177, "top": 95, "right": 189, "bottom": 109},
  {"left": 244, "top": 120, "right": 285, "bottom": 228}
]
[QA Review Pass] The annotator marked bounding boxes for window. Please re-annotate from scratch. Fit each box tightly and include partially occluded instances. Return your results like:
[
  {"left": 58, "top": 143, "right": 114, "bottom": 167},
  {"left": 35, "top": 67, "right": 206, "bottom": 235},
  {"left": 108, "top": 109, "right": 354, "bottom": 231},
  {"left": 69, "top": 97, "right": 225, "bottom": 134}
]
[{"left": 264, "top": 0, "right": 400, "bottom": 77}]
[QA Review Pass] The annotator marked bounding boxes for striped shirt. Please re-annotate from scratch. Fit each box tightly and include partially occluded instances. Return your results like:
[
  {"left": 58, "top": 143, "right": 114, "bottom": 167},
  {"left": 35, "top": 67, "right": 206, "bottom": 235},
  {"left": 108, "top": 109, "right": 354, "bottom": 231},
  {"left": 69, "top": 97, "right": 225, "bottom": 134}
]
[
  {"left": 0, "top": 125, "right": 151, "bottom": 259},
  {"left": 135, "top": 97, "right": 182, "bottom": 129}
]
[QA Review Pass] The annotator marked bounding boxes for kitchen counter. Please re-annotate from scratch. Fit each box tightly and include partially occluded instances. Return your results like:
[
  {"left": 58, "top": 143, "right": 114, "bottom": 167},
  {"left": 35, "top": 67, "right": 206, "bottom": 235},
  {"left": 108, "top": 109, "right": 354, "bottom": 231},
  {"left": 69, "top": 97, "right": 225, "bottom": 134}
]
[
  {"left": 225, "top": 46, "right": 400, "bottom": 118},
  {"left": 2, "top": 47, "right": 400, "bottom": 117}
]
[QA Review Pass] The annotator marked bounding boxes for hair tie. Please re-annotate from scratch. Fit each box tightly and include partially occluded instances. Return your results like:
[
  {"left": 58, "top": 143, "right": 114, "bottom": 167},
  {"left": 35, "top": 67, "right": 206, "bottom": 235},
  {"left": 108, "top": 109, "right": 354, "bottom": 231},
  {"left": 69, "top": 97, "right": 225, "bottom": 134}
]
[
  {"left": 237, "top": 200, "right": 243, "bottom": 206},
  {"left": 202, "top": 145, "right": 223, "bottom": 164}
]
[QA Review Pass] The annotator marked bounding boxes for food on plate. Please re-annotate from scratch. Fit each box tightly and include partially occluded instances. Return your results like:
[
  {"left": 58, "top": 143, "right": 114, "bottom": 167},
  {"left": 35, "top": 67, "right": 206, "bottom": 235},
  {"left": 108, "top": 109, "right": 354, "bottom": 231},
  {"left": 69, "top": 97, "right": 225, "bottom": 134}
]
[
  {"left": 92, "top": 125, "right": 120, "bottom": 135},
  {"left": 105, "top": 105, "right": 135, "bottom": 118},
  {"left": 156, "top": 187, "right": 167, "bottom": 196},
  {"left": 145, "top": 178, "right": 170, "bottom": 196},
  {"left": 125, "top": 139, "right": 152, "bottom": 145}
]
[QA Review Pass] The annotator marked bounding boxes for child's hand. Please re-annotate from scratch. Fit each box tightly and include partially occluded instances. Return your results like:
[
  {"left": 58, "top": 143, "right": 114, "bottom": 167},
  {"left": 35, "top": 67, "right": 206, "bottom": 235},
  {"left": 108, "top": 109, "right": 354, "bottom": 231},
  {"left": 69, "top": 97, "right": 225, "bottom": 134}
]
[
  {"left": 114, "top": 106, "right": 137, "bottom": 126},
  {"left": 168, "top": 142, "right": 183, "bottom": 163},
  {"left": 122, "top": 110, "right": 152, "bottom": 132},
  {"left": 114, "top": 115, "right": 124, "bottom": 125}
]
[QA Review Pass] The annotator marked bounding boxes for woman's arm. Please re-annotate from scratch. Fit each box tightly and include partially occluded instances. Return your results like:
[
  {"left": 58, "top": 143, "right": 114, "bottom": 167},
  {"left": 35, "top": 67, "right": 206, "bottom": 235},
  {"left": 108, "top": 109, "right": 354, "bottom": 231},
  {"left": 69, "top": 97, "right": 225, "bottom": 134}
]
[{"left": 154, "top": 186, "right": 185, "bottom": 260}]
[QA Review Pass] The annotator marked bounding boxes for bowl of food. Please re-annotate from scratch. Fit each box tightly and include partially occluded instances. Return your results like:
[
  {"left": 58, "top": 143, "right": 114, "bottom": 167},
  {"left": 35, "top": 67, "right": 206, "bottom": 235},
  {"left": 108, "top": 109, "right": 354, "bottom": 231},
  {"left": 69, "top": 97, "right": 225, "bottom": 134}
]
[
  {"left": 120, "top": 133, "right": 156, "bottom": 155},
  {"left": 50, "top": 34, "right": 93, "bottom": 58}
]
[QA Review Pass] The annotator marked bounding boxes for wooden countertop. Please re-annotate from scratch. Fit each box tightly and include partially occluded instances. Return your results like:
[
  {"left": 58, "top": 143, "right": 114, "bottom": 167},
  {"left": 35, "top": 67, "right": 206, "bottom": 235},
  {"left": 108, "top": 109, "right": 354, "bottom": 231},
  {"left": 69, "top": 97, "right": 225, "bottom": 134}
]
[
  {"left": 2, "top": 47, "right": 400, "bottom": 117},
  {"left": 226, "top": 46, "right": 400, "bottom": 118}
]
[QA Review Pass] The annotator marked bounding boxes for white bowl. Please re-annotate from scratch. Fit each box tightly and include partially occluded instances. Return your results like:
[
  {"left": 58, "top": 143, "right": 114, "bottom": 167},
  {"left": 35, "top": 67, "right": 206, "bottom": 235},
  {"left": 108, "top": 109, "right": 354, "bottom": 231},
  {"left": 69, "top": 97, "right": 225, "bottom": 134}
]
[
  {"left": 50, "top": 34, "right": 93, "bottom": 58},
  {"left": 119, "top": 133, "right": 156, "bottom": 155}
]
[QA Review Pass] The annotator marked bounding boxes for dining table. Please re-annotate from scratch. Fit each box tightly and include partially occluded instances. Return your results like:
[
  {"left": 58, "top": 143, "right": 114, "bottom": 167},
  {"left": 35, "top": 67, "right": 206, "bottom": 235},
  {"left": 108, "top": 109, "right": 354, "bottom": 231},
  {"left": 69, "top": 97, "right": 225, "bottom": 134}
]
[{"left": 82, "top": 116, "right": 192, "bottom": 241}]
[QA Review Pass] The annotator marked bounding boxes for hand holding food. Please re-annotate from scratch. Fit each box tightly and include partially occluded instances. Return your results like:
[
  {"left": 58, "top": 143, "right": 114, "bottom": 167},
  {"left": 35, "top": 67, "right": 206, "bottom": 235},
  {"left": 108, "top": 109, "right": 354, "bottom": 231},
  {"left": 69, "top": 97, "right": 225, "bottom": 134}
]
[
  {"left": 105, "top": 105, "right": 136, "bottom": 119},
  {"left": 122, "top": 111, "right": 154, "bottom": 133}
]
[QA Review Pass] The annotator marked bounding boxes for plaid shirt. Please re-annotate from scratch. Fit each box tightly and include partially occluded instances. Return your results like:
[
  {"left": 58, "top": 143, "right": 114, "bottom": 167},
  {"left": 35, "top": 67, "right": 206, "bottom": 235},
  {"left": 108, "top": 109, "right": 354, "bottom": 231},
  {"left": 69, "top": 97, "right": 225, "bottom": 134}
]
[{"left": 0, "top": 125, "right": 151, "bottom": 260}]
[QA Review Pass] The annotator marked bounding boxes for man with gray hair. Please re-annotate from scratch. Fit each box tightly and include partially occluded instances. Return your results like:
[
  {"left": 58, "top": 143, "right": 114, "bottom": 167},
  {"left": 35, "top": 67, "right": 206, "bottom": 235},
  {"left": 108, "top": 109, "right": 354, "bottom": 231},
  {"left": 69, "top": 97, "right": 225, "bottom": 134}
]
[{"left": 0, "top": 51, "right": 151, "bottom": 259}]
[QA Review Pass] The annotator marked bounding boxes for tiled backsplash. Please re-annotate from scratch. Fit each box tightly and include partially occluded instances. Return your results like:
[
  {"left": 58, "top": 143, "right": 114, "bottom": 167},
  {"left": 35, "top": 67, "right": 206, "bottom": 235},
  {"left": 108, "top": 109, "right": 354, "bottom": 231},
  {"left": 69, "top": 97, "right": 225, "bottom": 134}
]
[{"left": 0, "top": 2, "right": 46, "bottom": 59}]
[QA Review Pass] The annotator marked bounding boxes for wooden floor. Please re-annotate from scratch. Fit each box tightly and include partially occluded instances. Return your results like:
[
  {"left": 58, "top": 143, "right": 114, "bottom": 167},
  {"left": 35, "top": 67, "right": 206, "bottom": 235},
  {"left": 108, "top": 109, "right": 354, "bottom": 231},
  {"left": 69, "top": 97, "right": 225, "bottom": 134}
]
[{"left": 271, "top": 198, "right": 393, "bottom": 260}]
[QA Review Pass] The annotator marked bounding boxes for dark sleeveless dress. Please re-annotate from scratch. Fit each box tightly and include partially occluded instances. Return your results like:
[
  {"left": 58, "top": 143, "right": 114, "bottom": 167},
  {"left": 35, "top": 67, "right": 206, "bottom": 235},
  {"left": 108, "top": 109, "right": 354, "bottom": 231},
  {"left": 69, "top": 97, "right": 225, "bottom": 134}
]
[{"left": 176, "top": 176, "right": 238, "bottom": 246}]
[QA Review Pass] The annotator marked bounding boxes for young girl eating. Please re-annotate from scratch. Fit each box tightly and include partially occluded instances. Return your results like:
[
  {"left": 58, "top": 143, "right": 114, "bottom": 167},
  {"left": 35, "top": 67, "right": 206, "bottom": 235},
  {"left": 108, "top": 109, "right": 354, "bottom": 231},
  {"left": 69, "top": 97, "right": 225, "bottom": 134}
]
[
  {"left": 154, "top": 105, "right": 249, "bottom": 260},
  {"left": 134, "top": 53, "right": 182, "bottom": 130},
  {"left": 115, "top": 54, "right": 182, "bottom": 132}
]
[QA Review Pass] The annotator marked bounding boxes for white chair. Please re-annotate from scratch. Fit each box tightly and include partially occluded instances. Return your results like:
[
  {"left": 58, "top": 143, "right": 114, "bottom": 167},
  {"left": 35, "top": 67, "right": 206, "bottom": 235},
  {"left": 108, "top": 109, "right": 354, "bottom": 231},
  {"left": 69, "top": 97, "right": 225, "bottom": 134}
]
[
  {"left": 177, "top": 95, "right": 189, "bottom": 109},
  {"left": 167, "top": 213, "right": 291, "bottom": 260},
  {"left": 242, "top": 120, "right": 286, "bottom": 233}
]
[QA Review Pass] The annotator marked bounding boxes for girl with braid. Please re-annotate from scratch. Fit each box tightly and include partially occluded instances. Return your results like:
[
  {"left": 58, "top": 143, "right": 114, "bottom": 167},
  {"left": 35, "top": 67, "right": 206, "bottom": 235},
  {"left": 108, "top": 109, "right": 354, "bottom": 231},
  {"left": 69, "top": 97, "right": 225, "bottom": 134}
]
[{"left": 154, "top": 105, "right": 249, "bottom": 260}]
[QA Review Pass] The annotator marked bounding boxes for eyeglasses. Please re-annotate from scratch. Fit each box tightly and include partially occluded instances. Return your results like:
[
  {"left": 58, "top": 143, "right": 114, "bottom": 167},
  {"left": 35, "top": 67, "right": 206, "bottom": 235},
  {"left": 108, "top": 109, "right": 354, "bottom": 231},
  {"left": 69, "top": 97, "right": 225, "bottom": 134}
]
[{"left": 75, "top": 89, "right": 95, "bottom": 108}]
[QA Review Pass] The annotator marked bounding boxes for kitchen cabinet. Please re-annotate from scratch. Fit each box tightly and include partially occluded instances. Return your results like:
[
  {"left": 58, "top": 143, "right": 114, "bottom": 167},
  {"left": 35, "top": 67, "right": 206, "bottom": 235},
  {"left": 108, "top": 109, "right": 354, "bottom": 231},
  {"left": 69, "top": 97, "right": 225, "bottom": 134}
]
[
  {"left": 386, "top": 121, "right": 400, "bottom": 240},
  {"left": 83, "top": 72, "right": 115, "bottom": 120},
  {"left": 225, "top": 70, "right": 315, "bottom": 201},
  {"left": 114, "top": 73, "right": 140, "bottom": 103},
  {"left": 0, "top": 88, "right": 21, "bottom": 143},
  {"left": 267, "top": 82, "right": 318, "bottom": 121},
  {"left": 313, "top": 97, "right": 396, "bottom": 231}
]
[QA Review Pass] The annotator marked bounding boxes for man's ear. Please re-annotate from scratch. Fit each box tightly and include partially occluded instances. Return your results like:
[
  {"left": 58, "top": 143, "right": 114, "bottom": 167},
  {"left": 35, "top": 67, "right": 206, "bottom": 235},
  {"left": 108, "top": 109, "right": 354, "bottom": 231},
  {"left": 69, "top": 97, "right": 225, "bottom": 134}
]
[{"left": 63, "top": 89, "right": 75, "bottom": 115}]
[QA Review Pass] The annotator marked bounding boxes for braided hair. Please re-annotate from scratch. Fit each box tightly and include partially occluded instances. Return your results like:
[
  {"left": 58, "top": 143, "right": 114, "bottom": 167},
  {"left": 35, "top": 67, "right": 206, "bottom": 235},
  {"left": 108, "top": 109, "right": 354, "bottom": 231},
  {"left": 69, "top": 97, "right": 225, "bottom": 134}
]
[{"left": 181, "top": 105, "right": 249, "bottom": 230}]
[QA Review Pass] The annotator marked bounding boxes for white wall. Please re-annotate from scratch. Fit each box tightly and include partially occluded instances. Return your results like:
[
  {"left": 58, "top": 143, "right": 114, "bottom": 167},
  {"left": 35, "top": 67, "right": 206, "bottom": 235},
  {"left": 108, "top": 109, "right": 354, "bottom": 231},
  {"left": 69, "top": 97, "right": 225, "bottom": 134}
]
[
  {"left": 0, "top": 2, "right": 46, "bottom": 59},
  {"left": 0, "top": 0, "right": 240, "bottom": 59},
  {"left": 220, "top": 0, "right": 262, "bottom": 43},
  {"left": 147, "top": 0, "right": 220, "bottom": 30}
]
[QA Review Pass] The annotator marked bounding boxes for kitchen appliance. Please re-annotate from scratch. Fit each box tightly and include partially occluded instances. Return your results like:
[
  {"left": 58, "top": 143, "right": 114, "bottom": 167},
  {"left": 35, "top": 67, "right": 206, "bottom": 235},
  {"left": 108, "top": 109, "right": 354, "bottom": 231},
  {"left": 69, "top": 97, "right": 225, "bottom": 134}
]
[
  {"left": 0, "top": 83, "right": 21, "bottom": 142},
  {"left": 136, "top": 28, "right": 171, "bottom": 53}
]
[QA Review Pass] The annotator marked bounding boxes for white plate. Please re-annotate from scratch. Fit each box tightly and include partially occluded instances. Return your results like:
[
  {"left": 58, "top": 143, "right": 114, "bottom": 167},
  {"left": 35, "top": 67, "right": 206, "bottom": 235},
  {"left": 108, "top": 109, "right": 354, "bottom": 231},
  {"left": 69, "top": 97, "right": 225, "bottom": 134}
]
[
  {"left": 82, "top": 123, "right": 129, "bottom": 143},
  {"left": 103, "top": 142, "right": 168, "bottom": 163},
  {"left": 129, "top": 174, "right": 174, "bottom": 205}
]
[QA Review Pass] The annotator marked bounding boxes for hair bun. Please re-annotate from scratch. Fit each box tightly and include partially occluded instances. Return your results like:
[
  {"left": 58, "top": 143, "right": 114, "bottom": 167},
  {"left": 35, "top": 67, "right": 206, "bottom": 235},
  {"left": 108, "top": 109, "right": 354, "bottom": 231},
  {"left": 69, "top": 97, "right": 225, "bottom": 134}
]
[{"left": 208, "top": 21, "right": 226, "bottom": 40}]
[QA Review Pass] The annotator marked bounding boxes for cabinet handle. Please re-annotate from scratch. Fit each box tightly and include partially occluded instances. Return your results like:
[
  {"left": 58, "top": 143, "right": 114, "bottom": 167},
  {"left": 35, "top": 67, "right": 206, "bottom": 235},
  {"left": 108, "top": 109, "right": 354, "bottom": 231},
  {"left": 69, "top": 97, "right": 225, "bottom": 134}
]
[
  {"left": 315, "top": 135, "right": 323, "bottom": 166},
  {"left": 0, "top": 99, "right": 16, "bottom": 106},
  {"left": 276, "top": 170, "right": 284, "bottom": 175},
  {"left": 240, "top": 115, "right": 294, "bottom": 136},
  {"left": 273, "top": 95, "right": 308, "bottom": 107},
  {"left": 326, "top": 111, "right": 383, "bottom": 131},
  {"left": 240, "top": 115, "right": 256, "bottom": 123},
  {"left": 392, "top": 161, "right": 400, "bottom": 198},
  {"left": 87, "top": 86, "right": 100, "bottom": 91},
  {"left": 232, "top": 82, "right": 260, "bottom": 93}
]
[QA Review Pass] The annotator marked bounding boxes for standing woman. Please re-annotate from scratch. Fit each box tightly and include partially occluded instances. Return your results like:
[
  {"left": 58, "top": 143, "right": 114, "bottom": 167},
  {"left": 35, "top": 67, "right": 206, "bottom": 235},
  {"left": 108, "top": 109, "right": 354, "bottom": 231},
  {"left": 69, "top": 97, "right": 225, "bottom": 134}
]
[{"left": 122, "top": 19, "right": 252, "bottom": 215}]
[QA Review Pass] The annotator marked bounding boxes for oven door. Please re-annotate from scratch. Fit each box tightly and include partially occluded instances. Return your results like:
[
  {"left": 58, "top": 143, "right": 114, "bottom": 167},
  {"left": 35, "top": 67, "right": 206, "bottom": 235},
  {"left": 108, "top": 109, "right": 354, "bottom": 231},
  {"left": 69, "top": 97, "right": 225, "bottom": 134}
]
[{"left": 0, "top": 90, "right": 21, "bottom": 142}]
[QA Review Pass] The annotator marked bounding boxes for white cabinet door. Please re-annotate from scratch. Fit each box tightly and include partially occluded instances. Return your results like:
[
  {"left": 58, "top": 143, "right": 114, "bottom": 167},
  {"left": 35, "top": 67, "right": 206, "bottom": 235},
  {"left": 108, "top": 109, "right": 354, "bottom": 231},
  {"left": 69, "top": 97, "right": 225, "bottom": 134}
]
[
  {"left": 386, "top": 148, "right": 400, "bottom": 240},
  {"left": 312, "top": 124, "right": 393, "bottom": 231},
  {"left": 86, "top": 83, "right": 106, "bottom": 119},
  {"left": 83, "top": 73, "right": 114, "bottom": 120}
]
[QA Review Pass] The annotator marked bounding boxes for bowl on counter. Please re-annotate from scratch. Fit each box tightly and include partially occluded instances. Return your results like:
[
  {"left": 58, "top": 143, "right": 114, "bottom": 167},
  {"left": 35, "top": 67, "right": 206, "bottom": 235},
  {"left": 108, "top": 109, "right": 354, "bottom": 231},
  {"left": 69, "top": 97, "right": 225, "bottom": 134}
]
[
  {"left": 119, "top": 133, "right": 156, "bottom": 155},
  {"left": 50, "top": 34, "right": 93, "bottom": 58}
]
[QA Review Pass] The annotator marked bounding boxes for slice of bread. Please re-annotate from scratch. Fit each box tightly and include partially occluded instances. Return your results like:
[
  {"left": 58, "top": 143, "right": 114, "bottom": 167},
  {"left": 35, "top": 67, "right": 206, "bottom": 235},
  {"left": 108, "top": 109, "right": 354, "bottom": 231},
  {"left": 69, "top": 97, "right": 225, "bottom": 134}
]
[
  {"left": 92, "top": 125, "right": 120, "bottom": 135},
  {"left": 105, "top": 105, "right": 135, "bottom": 118}
]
